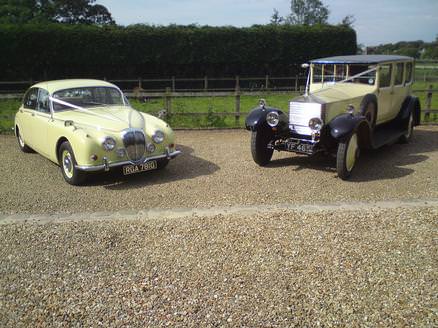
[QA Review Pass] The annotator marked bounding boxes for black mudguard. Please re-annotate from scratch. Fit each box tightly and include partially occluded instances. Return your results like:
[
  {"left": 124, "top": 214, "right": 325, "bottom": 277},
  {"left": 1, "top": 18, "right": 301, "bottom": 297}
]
[
  {"left": 245, "top": 106, "right": 289, "bottom": 133},
  {"left": 329, "top": 113, "right": 370, "bottom": 142},
  {"left": 398, "top": 96, "right": 421, "bottom": 125}
]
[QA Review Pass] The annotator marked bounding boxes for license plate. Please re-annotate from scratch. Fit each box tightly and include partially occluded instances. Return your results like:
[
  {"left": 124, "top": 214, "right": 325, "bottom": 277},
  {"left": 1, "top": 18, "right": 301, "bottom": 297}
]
[
  {"left": 286, "top": 139, "right": 314, "bottom": 154},
  {"left": 123, "top": 160, "right": 157, "bottom": 175}
]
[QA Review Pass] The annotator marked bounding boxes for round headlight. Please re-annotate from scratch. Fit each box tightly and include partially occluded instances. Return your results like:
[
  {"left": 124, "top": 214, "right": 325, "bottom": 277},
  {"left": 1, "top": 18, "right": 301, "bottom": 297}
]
[
  {"left": 146, "top": 143, "right": 156, "bottom": 153},
  {"left": 102, "top": 137, "right": 116, "bottom": 151},
  {"left": 152, "top": 130, "right": 165, "bottom": 144},
  {"left": 266, "top": 111, "right": 279, "bottom": 127},
  {"left": 309, "top": 118, "right": 323, "bottom": 131}
]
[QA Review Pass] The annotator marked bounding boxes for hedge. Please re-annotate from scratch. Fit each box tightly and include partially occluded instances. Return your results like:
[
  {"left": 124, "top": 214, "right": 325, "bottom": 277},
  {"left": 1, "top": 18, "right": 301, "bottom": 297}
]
[{"left": 0, "top": 24, "right": 356, "bottom": 80}]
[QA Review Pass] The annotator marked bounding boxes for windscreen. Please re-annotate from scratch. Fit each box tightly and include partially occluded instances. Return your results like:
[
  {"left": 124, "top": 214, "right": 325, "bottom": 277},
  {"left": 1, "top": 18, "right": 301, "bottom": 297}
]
[
  {"left": 52, "top": 87, "right": 125, "bottom": 111},
  {"left": 312, "top": 64, "right": 376, "bottom": 85}
]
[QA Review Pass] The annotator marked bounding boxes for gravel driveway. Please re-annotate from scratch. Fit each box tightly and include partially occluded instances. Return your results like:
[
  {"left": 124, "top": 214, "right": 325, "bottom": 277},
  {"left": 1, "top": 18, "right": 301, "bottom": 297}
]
[
  {"left": 1, "top": 126, "right": 437, "bottom": 326},
  {"left": 0, "top": 126, "right": 437, "bottom": 214}
]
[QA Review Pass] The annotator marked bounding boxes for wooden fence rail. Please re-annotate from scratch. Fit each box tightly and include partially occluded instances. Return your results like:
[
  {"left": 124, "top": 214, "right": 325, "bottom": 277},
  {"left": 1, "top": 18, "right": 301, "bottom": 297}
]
[{"left": 1, "top": 86, "right": 437, "bottom": 125}]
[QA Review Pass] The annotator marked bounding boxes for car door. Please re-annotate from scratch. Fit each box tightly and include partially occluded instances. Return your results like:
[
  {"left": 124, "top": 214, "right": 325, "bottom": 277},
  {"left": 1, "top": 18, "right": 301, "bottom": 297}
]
[
  {"left": 391, "top": 62, "right": 408, "bottom": 120},
  {"left": 20, "top": 87, "right": 39, "bottom": 149},
  {"left": 377, "top": 63, "right": 393, "bottom": 124},
  {"left": 32, "top": 88, "right": 52, "bottom": 156}
]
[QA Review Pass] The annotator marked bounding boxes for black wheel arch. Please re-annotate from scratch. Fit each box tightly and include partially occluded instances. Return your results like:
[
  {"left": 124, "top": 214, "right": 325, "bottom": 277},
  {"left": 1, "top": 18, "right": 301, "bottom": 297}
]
[
  {"left": 328, "top": 113, "right": 372, "bottom": 149},
  {"left": 399, "top": 96, "right": 421, "bottom": 126},
  {"left": 359, "top": 93, "right": 378, "bottom": 126},
  {"left": 245, "top": 106, "right": 289, "bottom": 135}
]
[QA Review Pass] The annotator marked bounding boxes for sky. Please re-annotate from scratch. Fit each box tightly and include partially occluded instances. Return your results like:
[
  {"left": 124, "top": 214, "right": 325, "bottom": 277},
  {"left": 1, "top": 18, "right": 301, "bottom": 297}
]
[{"left": 97, "top": 0, "right": 438, "bottom": 46}]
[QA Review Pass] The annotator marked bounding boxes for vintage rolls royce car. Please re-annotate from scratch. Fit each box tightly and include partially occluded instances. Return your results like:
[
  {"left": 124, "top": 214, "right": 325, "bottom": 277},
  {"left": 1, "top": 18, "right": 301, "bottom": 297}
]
[
  {"left": 245, "top": 55, "right": 421, "bottom": 179},
  {"left": 15, "top": 79, "right": 181, "bottom": 185}
]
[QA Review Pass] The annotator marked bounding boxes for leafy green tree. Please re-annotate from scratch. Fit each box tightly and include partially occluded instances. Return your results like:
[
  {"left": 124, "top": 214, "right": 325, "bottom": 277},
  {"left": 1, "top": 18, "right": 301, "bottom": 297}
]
[
  {"left": 285, "top": 0, "right": 329, "bottom": 25},
  {"left": 340, "top": 15, "right": 355, "bottom": 28},
  {"left": 0, "top": 0, "right": 114, "bottom": 24},
  {"left": 53, "top": 0, "right": 114, "bottom": 25},
  {"left": 270, "top": 8, "right": 283, "bottom": 25}
]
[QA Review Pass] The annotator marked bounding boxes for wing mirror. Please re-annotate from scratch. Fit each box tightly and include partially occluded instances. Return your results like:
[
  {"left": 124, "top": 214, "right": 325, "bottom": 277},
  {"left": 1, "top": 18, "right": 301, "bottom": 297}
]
[{"left": 301, "top": 63, "right": 310, "bottom": 69}]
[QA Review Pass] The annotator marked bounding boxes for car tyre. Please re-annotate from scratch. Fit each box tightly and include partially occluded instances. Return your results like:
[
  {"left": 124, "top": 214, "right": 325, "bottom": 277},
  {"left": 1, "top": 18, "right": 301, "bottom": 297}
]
[
  {"left": 16, "top": 128, "right": 33, "bottom": 153},
  {"left": 336, "top": 132, "right": 359, "bottom": 180},
  {"left": 251, "top": 130, "right": 273, "bottom": 166},
  {"left": 398, "top": 111, "right": 414, "bottom": 144},
  {"left": 58, "top": 141, "right": 86, "bottom": 185}
]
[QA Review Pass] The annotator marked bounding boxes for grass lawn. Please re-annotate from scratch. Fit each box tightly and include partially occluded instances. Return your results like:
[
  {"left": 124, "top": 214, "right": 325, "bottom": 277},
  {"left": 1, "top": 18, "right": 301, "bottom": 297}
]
[{"left": 1, "top": 83, "right": 437, "bottom": 133}]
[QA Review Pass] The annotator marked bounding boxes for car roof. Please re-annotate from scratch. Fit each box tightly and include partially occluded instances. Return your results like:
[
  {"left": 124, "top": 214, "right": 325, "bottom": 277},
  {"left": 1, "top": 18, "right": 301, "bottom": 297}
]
[
  {"left": 310, "top": 55, "right": 413, "bottom": 65},
  {"left": 31, "top": 79, "right": 119, "bottom": 94}
]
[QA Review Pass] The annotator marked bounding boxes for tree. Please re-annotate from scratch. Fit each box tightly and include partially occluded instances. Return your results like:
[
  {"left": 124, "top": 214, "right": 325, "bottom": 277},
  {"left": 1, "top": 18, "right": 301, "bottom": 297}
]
[
  {"left": 270, "top": 8, "right": 283, "bottom": 25},
  {"left": 53, "top": 0, "right": 114, "bottom": 25},
  {"left": 340, "top": 15, "right": 355, "bottom": 28},
  {"left": 0, "top": 0, "right": 114, "bottom": 25},
  {"left": 285, "top": 0, "right": 329, "bottom": 25},
  {"left": 0, "top": 0, "right": 43, "bottom": 24}
]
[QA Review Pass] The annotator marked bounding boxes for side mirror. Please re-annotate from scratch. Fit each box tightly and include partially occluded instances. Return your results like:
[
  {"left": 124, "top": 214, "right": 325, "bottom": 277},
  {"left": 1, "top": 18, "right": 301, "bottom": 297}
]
[{"left": 301, "top": 63, "right": 310, "bottom": 69}]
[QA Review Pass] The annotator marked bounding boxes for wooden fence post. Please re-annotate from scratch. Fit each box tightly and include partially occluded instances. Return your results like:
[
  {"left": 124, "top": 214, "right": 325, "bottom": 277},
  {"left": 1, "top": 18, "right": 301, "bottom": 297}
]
[
  {"left": 295, "top": 77, "right": 298, "bottom": 91},
  {"left": 204, "top": 76, "right": 208, "bottom": 91},
  {"left": 265, "top": 75, "right": 269, "bottom": 90},
  {"left": 165, "top": 87, "right": 172, "bottom": 117},
  {"left": 235, "top": 76, "right": 241, "bottom": 125},
  {"left": 171, "top": 76, "right": 176, "bottom": 92},
  {"left": 424, "top": 84, "right": 433, "bottom": 121},
  {"left": 138, "top": 77, "right": 142, "bottom": 89}
]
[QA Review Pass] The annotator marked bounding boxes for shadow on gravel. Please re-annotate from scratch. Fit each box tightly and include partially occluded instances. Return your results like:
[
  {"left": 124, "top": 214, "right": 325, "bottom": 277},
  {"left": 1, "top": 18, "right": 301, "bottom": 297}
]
[
  {"left": 267, "top": 129, "right": 437, "bottom": 181},
  {"left": 84, "top": 145, "right": 220, "bottom": 189}
]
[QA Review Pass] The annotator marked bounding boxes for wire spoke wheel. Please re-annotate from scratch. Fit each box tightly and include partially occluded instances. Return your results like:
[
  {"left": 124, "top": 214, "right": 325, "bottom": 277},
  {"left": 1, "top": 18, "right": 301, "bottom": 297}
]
[{"left": 62, "top": 150, "right": 74, "bottom": 179}]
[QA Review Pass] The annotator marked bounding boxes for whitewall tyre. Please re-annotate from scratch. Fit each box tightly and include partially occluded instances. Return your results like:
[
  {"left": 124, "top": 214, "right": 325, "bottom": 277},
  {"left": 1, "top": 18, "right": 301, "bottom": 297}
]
[{"left": 58, "top": 141, "right": 86, "bottom": 185}]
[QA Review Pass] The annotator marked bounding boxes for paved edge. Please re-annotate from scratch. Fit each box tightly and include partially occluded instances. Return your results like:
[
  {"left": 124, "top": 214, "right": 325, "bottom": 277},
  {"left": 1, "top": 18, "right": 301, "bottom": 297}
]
[{"left": 1, "top": 198, "right": 437, "bottom": 225}]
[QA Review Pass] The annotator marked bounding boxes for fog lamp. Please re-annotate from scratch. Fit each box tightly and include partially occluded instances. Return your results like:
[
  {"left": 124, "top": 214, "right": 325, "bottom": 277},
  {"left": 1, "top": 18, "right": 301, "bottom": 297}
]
[
  {"left": 116, "top": 148, "right": 125, "bottom": 158},
  {"left": 146, "top": 143, "right": 156, "bottom": 153}
]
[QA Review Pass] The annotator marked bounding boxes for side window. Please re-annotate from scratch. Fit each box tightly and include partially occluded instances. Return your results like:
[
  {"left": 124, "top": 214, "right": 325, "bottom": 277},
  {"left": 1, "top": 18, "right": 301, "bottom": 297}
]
[
  {"left": 379, "top": 64, "right": 392, "bottom": 88},
  {"left": 23, "top": 88, "right": 39, "bottom": 110},
  {"left": 394, "top": 63, "right": 404, "bottom": 86},
  {"left": 37, "top": 89, "right": 50, "bottom": 113},
  {"left": 405, "top": 62, "right": 413, "bottom": 84}
]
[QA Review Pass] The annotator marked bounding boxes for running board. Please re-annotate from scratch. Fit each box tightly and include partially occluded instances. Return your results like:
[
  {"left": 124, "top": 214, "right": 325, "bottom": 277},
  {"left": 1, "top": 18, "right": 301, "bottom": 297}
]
[{"left": 371, "top": 118, "right": 408, "bottom": 149}]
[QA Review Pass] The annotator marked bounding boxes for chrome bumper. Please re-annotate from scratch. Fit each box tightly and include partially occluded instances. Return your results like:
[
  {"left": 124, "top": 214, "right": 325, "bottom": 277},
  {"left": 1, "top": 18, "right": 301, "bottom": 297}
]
[{"left": 76, "top": 149, "right": 182, "bottom": 172}]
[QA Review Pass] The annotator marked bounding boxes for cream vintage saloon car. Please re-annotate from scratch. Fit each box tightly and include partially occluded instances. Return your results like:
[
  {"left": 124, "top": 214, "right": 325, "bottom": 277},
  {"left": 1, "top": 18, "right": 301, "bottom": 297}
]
[
  {"left": 15, "top": 79, "right": 181, "bottom": 185},
  {"left": 245, "top": 55, "right": 421, "bottom": 179}
]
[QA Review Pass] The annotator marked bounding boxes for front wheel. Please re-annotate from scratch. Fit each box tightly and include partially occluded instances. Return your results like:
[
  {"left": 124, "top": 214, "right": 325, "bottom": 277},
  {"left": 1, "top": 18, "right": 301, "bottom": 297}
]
[
  {"left": 16, "top": 128, "right": 33, "bottom": 153},
  {"left": 58, "top": 141, "right": 86, "bottom": 185},
  {"left": 251, "top": 130, "right": 273, "bottom": 166},
  {"left": 336, "top": 132, "right": 359, "bottom": 180}
]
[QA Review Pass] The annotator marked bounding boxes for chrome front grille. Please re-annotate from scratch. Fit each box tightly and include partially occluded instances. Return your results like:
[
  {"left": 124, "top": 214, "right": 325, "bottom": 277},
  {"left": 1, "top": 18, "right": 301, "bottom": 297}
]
[
  {"left": 289, "top": 102, "right": 322, "bottom": 135},
  {"left": 122, "top": 129, "right": 146, "bottom": 162}
]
